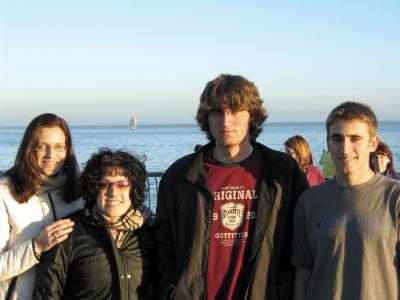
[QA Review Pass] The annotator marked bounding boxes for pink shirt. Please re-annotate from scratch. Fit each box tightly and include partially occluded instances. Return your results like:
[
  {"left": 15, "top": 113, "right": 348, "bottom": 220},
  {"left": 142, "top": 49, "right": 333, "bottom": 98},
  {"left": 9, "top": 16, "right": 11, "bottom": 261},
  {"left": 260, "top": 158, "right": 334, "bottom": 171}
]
[{"left": 306, "top": 165, "right": 325, "bottom": 186}]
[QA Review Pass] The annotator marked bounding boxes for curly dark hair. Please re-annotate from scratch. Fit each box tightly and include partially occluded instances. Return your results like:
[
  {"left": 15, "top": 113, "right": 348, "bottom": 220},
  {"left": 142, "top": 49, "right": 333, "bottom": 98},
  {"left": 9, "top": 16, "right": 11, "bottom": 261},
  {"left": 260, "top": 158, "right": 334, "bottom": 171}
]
[
  {"left": 196, "top": 74, "right": 268, "bottom": 143},
  {"left": 80, "top": 148, "right": 147, "bottom": 210}
]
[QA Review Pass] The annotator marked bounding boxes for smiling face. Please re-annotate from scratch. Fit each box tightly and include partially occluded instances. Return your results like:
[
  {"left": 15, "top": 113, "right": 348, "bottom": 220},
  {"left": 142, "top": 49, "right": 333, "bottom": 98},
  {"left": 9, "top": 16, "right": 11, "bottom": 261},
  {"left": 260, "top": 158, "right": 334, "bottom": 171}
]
[
  {"left": 96, "top": 174, "right": 132, "bottom": 219},
  {"left": 328, "top": 119, "right": 379, "bottom": 185},
  {"left": 372, "top": 154, "right": 390, "bottom": 174},
  {"left": 35, "top": 126, "right": 67, "bottom": 177},
  {"left": 208, "top": 107, "right": 250, "bottom": 150}
]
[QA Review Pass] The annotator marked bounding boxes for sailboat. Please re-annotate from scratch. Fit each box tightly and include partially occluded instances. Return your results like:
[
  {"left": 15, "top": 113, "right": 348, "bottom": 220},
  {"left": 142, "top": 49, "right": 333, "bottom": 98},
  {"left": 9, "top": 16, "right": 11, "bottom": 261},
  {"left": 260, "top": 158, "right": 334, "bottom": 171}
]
[{"left": 130, "top": 117, "right": 137, "bottom": 129}]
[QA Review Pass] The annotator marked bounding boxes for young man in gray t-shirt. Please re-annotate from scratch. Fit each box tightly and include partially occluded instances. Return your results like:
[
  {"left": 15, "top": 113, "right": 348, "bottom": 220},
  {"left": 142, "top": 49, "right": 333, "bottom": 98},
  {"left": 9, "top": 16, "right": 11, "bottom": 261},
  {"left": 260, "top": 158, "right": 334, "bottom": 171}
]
[{"left": 292, "top": 101, "right": 400, "bottom": 300}]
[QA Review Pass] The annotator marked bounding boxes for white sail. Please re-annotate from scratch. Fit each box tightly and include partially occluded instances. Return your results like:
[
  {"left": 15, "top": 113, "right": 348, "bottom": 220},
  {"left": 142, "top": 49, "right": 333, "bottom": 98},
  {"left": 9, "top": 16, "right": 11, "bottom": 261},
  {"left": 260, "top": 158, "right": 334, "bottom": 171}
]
[{"left": 130, "top": 117, "right": 137, "bottom": 129}]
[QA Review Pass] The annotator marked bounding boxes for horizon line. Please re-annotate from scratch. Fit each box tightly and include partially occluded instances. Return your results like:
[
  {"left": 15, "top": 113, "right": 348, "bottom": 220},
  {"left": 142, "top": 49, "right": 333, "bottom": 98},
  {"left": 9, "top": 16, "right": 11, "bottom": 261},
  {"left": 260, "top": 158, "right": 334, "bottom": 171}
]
[{"left": 1, "top": 120, "right": 400, "bottom": 128}]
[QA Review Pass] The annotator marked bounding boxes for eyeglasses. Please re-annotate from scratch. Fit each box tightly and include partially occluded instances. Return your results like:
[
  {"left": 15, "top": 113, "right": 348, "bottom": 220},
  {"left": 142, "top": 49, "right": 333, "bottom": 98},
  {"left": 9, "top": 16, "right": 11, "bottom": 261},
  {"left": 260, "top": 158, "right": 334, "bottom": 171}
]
[
  {"left": 35, "top": 143, "right": 68, "bottom": 153},
  {"left": 97, "top": 180, "right": 132, "bottom": 191}
]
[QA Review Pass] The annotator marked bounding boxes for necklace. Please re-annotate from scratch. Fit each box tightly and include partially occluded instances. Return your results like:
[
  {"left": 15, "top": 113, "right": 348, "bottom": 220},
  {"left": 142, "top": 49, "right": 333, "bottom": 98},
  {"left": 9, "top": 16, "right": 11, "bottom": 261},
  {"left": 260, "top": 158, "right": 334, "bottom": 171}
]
[{"left": 213, "top": 146, "right": 253, "bottom": 163}]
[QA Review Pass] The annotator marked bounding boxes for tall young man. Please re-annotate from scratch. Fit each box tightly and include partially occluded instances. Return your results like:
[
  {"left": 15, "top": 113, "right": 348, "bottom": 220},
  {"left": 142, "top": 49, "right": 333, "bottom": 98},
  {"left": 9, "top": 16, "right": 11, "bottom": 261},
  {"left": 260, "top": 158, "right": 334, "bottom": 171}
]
[
  {"left": 155, "top": 74, "right": 308, "bottom": 299},
  {"left": 292, "top": 102, "right": 400, "bottom": 299}
]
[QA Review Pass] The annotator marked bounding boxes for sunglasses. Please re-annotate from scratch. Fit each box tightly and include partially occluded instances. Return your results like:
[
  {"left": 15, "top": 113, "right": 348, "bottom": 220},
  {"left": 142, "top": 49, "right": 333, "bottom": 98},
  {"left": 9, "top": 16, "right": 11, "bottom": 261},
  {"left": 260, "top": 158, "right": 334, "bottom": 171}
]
[{"left": 97, "top": 180, "right": 132, "bottom": 191}]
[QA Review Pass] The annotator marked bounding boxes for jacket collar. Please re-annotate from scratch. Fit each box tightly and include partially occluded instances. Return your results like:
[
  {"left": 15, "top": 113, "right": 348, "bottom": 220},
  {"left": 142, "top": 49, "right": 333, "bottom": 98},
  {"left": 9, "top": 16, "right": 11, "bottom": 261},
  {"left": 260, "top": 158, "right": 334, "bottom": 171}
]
[
  {"left": 182, "top": 141, "right": 293, "bottom": 278},
  {"left": 182, "top": 142, "right": 292, "bottom": 186}
]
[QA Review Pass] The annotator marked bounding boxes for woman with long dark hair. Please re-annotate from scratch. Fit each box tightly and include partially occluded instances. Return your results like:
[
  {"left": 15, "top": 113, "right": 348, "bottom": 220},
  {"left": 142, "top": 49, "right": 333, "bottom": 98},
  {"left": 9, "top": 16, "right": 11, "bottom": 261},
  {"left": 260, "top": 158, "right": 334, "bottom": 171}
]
[{"left": 0, "top": 113, "right": 83, "bottom": 299}]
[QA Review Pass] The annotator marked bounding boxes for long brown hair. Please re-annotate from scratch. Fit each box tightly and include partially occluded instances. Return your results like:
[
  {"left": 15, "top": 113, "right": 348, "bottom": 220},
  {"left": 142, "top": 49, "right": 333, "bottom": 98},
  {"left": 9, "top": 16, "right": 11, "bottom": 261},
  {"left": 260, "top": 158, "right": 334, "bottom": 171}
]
[
  {"left": 196, "top": 74, "right": 268, "bottom": 143},
  {"left": 284, "top": 135, "right": 313, "bottom": 172},
  {"left": 5, "top": 113, "right": 80, "bottom": 203}
]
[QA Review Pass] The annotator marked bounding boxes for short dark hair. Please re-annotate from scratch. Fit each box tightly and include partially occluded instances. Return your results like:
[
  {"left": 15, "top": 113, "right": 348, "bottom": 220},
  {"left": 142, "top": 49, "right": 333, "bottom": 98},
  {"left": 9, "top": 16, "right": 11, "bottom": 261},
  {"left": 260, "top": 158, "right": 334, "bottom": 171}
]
[
  {"left": 6, "top": 113, "right": 80, "bottom": 203},
  {"left": 80, "top": 148, "right": 147, "bottom": 210},
  {"left": 326, "top": 101, "right": 378, "bottom": 138},
  {"left": 196, "top": 74, "right": 268, "bottom": 143}
]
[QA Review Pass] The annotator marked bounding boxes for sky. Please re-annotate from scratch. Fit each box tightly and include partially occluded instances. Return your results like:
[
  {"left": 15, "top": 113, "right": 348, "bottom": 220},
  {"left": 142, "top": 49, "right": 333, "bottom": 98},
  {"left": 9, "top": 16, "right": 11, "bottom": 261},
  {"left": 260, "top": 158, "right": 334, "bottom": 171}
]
[{"left": 1, "top": 0, "right": 399, "bottom": 126}]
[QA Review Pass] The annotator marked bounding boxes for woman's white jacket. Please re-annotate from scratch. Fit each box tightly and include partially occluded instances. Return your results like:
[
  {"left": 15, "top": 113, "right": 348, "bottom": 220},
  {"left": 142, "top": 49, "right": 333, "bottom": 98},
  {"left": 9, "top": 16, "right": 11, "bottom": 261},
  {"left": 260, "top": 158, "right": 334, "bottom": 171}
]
[{"left": 0, "top": 179, "right": 83, "bottom": 300}]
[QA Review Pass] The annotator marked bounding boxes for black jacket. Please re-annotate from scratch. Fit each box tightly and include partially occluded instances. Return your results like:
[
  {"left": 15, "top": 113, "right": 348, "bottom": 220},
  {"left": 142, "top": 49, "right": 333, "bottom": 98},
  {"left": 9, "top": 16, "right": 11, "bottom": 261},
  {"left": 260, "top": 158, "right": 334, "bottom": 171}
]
[
  {"left": 33, "top": 208, "right": 154, "bottom": 300},
  {"left": 154, "top": 142, "right": 308, "bottom": 300}
]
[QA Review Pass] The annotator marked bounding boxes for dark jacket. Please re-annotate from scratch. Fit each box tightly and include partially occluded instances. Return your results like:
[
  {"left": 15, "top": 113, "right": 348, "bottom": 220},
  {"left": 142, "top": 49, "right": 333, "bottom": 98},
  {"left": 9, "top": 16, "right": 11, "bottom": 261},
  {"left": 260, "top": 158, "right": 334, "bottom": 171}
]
[
  {"left": 154, "top": 142, "right": 308, "bottom": 300},
  {"left": 33, "top": 208, "right": 154, "bottom": 300}
]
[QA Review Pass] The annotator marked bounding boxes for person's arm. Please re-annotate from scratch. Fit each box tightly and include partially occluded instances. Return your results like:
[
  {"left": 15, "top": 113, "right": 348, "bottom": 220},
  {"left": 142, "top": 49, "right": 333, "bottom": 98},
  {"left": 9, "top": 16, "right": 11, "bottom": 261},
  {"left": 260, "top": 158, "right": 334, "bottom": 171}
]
[
  {"left": 33, "top": 218, "right": 74, "bottom": 253},
  {"left": 33, "top": 243, "right": 69, "bottom": 299},
  {"left": 294, "top": 268, "right": 311, "bottom": 300},
  {"left": 154, "top": 176, "right": 177, "bottom": 300},
  {"left": 291, "top": 185, "right": 313, "bottom": 300},
  {"left": 0, "top": 194, "right": 39, "bottom": 281},
  {"left": 0, "top": 188, "right": 74, "bottom": 282},
  {"left": 0, "top": 216, "right": 74, "bottom": 281}
]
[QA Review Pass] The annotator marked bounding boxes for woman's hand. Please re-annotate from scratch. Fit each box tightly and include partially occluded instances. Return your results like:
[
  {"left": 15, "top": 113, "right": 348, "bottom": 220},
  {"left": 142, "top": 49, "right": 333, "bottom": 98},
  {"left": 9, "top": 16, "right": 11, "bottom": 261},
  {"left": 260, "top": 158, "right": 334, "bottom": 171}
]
[{"left": 34, "top": 219, "right": 74, "bottom": 253}]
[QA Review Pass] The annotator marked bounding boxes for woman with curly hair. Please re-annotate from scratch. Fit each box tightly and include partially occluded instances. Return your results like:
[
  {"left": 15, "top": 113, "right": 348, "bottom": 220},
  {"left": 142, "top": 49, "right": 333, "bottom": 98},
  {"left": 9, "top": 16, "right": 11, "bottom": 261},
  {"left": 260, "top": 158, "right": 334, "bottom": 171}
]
[
  {"left": 284, "top": 135, "right": 325, "bottom": 187},
  {"left": 34, "top": 149, "right": 154, "bottom": 300},
  {"left": 0, "top": 113, "right": 82, "bottom": 300},
  {"left": 371, "top": 142, "right": 400, "bottom": 180}
]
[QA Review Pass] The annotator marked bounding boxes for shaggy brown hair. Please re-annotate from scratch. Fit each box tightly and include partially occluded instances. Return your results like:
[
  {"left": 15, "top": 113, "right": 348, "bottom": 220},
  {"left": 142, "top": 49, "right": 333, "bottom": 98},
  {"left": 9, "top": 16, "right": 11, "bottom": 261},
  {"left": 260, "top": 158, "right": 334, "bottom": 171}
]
[
  {"left": 196, "top": 74, "right": 268, "bottom": 143},
  {"left": 6, "top": 113, "right": 80, "bottom": 203}
]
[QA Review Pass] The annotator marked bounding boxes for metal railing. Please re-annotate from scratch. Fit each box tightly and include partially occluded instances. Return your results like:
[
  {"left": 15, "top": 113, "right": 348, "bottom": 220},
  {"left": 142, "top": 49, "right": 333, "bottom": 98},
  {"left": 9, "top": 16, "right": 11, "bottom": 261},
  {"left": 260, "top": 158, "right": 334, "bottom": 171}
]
[{"left": 147, "top": 172, "right": 164, "bottom": 211}]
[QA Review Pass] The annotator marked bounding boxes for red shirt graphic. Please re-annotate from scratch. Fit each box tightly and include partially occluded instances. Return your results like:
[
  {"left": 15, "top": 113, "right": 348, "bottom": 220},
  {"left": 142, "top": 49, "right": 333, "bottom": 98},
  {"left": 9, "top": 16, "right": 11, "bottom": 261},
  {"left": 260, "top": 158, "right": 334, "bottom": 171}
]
[{"left": 204, "top": 149, "right": 262, "bottom": 300}]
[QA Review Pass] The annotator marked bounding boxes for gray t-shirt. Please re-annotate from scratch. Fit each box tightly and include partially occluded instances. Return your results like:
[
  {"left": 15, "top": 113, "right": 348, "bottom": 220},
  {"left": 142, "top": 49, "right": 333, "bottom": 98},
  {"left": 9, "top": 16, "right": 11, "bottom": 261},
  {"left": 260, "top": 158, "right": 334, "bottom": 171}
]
[{"left": 291, "top": 173, "right": 400, "bottom": 300}]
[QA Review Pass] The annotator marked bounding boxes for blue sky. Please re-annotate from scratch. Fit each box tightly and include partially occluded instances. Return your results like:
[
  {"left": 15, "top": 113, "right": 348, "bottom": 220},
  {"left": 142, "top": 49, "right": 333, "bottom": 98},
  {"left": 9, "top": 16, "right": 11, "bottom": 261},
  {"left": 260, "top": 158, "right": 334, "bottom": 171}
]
[{"left": 1, "top": 0, "right": 399, "bottom": 125}]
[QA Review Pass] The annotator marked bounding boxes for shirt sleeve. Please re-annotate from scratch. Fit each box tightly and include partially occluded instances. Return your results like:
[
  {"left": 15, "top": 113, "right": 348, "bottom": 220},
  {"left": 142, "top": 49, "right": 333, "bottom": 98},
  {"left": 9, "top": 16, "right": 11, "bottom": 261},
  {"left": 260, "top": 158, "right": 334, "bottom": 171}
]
[
  {"left": 154, "top": 174, "right": 177, "bottom": 299},
  {"left": 0, "top": 190, "right": 39, "bottom": 281},
  {"left": 291, "top": 193, "right": 313, "bottom": 270},
  {"left": 33, "top": 243, "right": 69, "bottom": 299}
]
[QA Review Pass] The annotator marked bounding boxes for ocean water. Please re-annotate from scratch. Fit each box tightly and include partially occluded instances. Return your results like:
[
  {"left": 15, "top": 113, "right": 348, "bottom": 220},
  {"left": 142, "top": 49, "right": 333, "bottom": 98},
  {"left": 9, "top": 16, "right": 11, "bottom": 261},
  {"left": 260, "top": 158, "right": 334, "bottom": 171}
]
[
  {"left": 1, "top": 122, "right": 399, "bottom": 172},
  {"left": 1, "top": 122, "right": 399, "bottom": 209}
]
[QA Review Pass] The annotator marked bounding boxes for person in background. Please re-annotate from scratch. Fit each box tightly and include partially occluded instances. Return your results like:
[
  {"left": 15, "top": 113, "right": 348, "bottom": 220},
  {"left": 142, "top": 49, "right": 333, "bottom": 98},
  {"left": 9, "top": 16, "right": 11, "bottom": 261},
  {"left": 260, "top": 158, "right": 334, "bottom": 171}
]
[
  {"left": 34, "top": 148, "right": 154, "bottom": 300},
  {"left": 0, "top": 113, "right": 83, "bottom": 300},
  {"left": 319, "top": 149, "right": 337, "bottom": 179},
  {"left": 371, "top": 142, "right": 400, "bottom": 180},
  {"left": 292, "top": 102, "right": 400, "bottom": 300},
  {"left": 284, "top": 135, "right": 325, "bottom": 187},
  {"left": 155, "top": 74, "right": 308, "bottom": 299}
]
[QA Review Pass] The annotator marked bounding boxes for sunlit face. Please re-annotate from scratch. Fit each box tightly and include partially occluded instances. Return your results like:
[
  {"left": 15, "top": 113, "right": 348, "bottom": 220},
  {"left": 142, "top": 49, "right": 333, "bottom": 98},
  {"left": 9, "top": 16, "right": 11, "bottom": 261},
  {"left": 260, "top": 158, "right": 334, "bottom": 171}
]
[
  {"left": 328, "top": 119, "right": 378, "bottom": 180},
  {"left": 285, "top": 146, "right": 298, "bottom": 162},
  {"left": 35, "top": 127, "right": 67, "bottom": 177},
  {"left": 96, "top": 175, "right": 132, "bottom": 218},
  {"left": 208, "top": 107, "right": 250, "bottom": 149},
  {"left": 372, "top": 154, "right": 390, "bottom": 173}
]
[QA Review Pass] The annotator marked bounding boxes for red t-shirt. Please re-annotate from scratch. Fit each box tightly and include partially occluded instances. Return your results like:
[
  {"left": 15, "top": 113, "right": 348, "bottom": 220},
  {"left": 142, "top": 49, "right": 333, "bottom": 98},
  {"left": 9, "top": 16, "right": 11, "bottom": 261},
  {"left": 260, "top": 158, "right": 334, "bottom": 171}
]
[{"left": 204, "top": 148, "right": 262, "bottom": 300}]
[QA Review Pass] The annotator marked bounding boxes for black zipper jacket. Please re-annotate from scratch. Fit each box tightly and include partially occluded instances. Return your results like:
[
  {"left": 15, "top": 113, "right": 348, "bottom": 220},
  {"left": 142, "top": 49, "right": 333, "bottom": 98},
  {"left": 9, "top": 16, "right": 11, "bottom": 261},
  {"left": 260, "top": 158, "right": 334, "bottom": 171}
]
[
  {"left": 33, "top": 208, "right": 154, "bottom": 300},
  {"left": 154, "top": 142, "right": 308, "bottom": 300}
]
